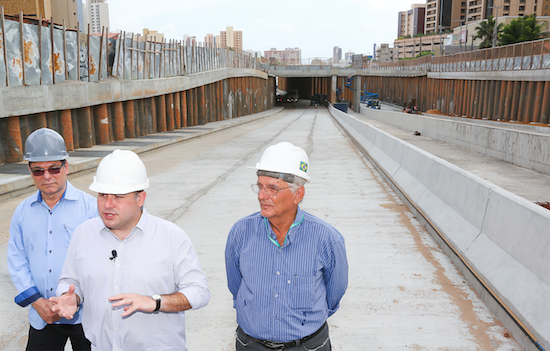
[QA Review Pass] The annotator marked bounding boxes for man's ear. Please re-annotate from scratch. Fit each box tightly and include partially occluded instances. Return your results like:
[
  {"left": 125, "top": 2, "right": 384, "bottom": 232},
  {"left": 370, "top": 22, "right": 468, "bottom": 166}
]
[{"left": 293, "top": 186, "right": 305, "bottom": 205}]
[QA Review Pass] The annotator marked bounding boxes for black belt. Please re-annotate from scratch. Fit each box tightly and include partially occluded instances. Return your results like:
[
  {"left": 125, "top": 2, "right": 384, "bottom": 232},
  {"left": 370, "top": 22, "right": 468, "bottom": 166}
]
[{"left": 246, "top": 322, "right": 327, "bottom": 350}]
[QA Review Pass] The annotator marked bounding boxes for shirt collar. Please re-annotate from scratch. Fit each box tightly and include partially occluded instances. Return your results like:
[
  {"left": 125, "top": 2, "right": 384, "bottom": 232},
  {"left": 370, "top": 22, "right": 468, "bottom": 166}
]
[
  {"left": 32, "top": 181, "right": 74, "bottom": 204},
  {"left": 100, "top": 208, "right": 149, "bottom": 241},
  {"left": 265, "top": 206, "right": 305, "bottom": 247}
]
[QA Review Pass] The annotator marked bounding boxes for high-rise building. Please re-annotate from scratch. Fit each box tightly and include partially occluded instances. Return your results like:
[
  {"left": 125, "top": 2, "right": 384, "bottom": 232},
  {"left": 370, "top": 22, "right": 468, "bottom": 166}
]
[
  {"left": 51, "top": 0, "right": 84, "bottom": 31},
  {"left": 88, "top": 0, "right": 109, "bottom": 34},
  {"left": 425, "top": 0, "right": 466, "bottom": 34},
  {"left": 333, "top": 46, "right": 342, "bottom": 63},
  {"left": 264, "top": 47, "right": 301, "bottom": 65},
  {"left": 205, "top": 34, "right": 215, "bottom": 48},
  {"left": 374, "top": 44, "right": 394, "bottom": 62},
  {"left": 397, "top": 4, "right": 426, "bottom": 37},
  {"left": 345, "top": 51, "right": 355, "bottom": 63},
  {"left": 220, "top": 26, "right": 243, "bottom": 53},
  {"left": 491, "top": 0, "right": 550, "bottom": 17}
]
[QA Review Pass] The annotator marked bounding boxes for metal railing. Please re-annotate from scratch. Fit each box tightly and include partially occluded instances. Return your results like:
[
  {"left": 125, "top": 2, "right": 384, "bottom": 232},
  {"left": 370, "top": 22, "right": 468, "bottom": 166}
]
[{"left": 362, "top": 38, "right": 550, "bottom": 72}]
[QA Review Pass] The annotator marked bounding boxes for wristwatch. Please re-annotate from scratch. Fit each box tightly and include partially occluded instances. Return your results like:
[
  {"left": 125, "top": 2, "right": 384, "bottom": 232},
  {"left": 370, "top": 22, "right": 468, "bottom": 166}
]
[{"left": 151, "top": 294, "right": 162, "bottom": 312}]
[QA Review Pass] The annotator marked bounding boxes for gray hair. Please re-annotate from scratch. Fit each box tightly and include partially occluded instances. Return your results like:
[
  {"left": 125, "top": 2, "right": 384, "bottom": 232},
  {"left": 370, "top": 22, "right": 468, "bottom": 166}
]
[{"left": 288, "top": 176, "right": 306, "bottom": 193}]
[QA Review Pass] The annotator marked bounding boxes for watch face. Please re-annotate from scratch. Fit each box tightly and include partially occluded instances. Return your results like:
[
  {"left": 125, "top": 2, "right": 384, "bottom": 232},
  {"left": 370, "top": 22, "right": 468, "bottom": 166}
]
[{"left": 152, "top": 294, "right": 161, "bottom": 301}]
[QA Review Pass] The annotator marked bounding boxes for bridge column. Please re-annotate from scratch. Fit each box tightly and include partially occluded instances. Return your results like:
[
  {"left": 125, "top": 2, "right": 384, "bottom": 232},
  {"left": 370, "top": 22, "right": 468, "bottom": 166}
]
[
  {"left": 330, "top": 75, "right": 337, "bottom": 104},
  {"left": 352, "top": 75, "right": 361, "bottom": 112}
]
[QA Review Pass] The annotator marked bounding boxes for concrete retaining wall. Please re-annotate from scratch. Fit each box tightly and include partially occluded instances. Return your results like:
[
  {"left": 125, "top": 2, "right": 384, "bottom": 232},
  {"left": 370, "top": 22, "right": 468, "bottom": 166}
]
[
  {"left": 329, "top": 104, "right": 550, "bottom": 351},
  {"left": 0, "top": 68, "right": 267, "bottom": 118},
  {"left": 359, "top": 108, "right": 550, "bottom": 176}
]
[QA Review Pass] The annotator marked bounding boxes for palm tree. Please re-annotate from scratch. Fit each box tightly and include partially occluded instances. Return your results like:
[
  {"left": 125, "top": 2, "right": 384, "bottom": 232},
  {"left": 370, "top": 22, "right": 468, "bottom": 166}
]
[
  {"left": 473, "top": 16, "right": 502, "bottom": 49},
  {"left": 499, "top": 15, "right": 544, "bottom": 46}
]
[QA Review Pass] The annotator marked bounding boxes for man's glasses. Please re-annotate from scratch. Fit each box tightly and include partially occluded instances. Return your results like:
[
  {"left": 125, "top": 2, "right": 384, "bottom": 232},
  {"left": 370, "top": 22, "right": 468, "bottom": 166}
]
[
  {"left": 251, "top": 184, "right": 291, "bottom": 196},
  {"left": 30, "top": 161, "right": 65, "bottom": 177}
]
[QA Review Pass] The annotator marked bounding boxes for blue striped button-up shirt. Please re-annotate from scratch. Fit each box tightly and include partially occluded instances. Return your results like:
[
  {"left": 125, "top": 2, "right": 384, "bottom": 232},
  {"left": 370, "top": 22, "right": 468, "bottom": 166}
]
[
  {"left": 7, "top": 181, "right": 98, "bottom": 330},
  {"left": 225, "top": 207, "right": 348, "bottom": 342}
]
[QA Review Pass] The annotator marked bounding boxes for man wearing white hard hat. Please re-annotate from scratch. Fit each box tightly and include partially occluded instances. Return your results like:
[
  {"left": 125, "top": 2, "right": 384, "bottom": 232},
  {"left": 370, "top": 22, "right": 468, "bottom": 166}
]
[
  {"left": 225, "top": 142, "right": 348, "bottom": 351},
  {"left": 8, "top": 128, "right": 97, "bottom": 351},
  {"left": 50, "top": 149, "right": 210, "bottom": 350}
]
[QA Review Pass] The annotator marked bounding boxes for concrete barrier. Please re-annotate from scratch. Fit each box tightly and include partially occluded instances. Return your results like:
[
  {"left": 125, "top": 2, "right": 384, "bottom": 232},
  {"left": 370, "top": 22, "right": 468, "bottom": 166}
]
[
  {"left": 358, "top": 108, "right": 550, "bottom": 176},
  {"left": 329, "top": 104, "right": 550, "bottom": 351}
]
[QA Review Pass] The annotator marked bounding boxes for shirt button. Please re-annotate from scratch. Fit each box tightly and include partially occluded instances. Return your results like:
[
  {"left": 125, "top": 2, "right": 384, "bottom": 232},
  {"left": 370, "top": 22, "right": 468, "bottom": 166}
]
[
  {"left": 49, "top": 270, "right": 52, "bottom": 273},
  {"left": 275, "top": 294, "right": 278, "bottom": 298},
  {"left": 49, "top": 231, "right": 52, "bottom": 234},
  {"left": 115, "top": 286, "right": 119, "bottom": 290},
  {"left": 49, "top": 250, "right": 52, "bottom": 253},
  {"left": 287, "top": 280, "right": 291, "bottom": 284},
  {"left": 279, "top": 249, "right": 282, "bottom": 253},
  {"left": 116, "top": 264, "right": 120, "bottom": 267},
  {"left": 114, "top": 327, "right": 118, "bottom": 332},
  {"left": 276, "top": 271, "right": 280, "bottom": 275}
]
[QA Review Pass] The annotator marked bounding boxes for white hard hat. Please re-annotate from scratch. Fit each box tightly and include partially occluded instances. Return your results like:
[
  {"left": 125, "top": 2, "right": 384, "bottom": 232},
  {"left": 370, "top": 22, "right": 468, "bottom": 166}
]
[
  {"left": 89, "top": 149, "right": 149, "bottom": 194},
  {"left": 251, "top": 142, "right": 310, "bottom": 182}
]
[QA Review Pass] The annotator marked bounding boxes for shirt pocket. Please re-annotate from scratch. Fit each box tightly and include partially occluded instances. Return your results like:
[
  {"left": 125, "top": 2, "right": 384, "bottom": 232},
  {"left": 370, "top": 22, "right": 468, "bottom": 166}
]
[{"left": 289, "top": 274, "right": 315, "bottom": 310}]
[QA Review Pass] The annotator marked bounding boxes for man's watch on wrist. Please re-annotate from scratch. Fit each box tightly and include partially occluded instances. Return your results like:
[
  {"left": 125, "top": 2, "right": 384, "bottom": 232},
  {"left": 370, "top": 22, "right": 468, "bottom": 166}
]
[{"left": 151, "top": 294, "right": 161, "bottom": 312}]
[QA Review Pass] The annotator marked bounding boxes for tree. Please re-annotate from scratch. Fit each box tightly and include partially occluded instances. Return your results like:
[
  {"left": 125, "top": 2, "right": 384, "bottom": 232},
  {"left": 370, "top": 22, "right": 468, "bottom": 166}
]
[
  {"left": 473, "top": 16, "right": 502, "bottom": 49},
  {"left": 499, "top": 15, "right": 544, "bottom": 46}
]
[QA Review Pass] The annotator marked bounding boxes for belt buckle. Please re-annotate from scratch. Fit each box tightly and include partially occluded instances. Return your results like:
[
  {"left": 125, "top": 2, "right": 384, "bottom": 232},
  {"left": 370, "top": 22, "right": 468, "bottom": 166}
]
[{"left": 263, "top": 341, "right": 285, "bottom": 349}]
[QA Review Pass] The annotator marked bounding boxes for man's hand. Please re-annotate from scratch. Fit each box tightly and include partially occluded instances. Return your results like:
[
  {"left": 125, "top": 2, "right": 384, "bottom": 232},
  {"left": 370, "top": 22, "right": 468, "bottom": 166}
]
[
  {"left": 49, "top": 284, "right": 79, "bottom": 320},
  {"left": 109, "top": 293, "right": 156, "bottom": 317},
  {"left": 32, "top": 298, "right": 61, "bottom": 324}
]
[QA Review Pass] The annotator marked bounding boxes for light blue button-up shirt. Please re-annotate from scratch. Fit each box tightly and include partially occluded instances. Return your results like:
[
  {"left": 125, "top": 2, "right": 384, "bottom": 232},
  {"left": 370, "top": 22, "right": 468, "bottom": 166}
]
[
  {"left": 7, "top": 181, "right": 98, "bottom": 330},
  {"left": 225, "top": 207, "right": 349, "bottom": 343}
]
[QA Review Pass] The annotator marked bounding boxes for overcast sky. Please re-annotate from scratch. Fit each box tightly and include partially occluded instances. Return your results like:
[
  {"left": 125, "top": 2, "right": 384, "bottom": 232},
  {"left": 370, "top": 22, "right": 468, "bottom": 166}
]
[{"left": 108, "top": 0, "right": 420, "bottom": 61}]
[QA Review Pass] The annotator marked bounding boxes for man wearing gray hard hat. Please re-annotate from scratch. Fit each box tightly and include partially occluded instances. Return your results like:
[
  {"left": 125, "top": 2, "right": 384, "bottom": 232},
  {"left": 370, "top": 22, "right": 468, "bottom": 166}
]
[
  {"left": 225, "top": 142, "right": 349, "bottom": 351},
  {"left": 7, "top": 128, "right": 97, "bottom": 350},
  {"left": 50, "top": 149, "right": 211, "bottom": 351}
]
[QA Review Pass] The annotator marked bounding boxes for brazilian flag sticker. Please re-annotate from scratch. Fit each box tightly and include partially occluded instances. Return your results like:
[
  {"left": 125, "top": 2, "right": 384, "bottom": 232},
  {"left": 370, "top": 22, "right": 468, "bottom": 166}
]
[{"left": 300, "top": 161, "right": 308, "bottom": 173}]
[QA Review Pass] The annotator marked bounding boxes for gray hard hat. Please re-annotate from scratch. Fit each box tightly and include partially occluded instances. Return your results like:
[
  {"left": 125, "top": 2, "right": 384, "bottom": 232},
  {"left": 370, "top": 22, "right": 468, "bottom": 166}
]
[{"left": 24, "top": 128, "right": 69, "bottom": 162}]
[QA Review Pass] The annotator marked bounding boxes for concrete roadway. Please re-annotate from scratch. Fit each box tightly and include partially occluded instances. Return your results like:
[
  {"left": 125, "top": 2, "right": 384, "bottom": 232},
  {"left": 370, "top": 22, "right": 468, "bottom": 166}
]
[{"left": 0, "top": 103, "right": 522, "bottom": 350}]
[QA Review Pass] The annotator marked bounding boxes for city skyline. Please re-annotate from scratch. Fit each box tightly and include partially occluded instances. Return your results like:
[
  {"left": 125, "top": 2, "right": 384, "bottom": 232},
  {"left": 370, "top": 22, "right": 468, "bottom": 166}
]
[{"left": 106, "top": 0, "right": 421, "bottom": 61}]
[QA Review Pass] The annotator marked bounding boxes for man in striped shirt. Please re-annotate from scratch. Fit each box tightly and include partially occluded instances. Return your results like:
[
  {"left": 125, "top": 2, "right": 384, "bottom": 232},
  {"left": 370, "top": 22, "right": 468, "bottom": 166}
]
[{"left": 225, "top": 142, "right": 349, "bottom": 351}]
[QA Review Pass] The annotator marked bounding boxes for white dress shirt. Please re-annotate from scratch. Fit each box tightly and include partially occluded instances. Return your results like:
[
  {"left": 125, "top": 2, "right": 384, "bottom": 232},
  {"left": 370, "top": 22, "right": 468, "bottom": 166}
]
[{"left": 57, "top": 209, "right": 210, "bottom": 351}]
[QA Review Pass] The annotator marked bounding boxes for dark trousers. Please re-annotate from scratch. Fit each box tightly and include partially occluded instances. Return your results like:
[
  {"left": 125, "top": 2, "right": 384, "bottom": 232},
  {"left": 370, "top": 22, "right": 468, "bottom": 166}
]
[
  {"left": 27, "top": 324, "right": 90, "bottom": 351},
  {"left": 236, "top": 323, "right": 331, "bottom": 351}
]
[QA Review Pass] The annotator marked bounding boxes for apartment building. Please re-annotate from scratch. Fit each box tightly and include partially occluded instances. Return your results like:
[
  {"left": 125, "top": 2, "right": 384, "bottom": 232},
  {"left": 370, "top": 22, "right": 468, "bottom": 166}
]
[
  {"left": 220, "top": 26, "right": 243, "bottom": 53},
  {"left": 205, "top": 34, "right": 215, "bottom": 48},
  {"left": 398, "top": 4, "right": 426, "bottom": 37},
  {"left": 87, "top": 0, "right": 109, "bottom": 34},
  {"left": 374, "top": 44, "right": 394, "bottom": 62},
  {"left": 51, "top": 0, "right": 84, "bottom": 30},
  {"left": 425, "top": 0, "right": 466, "bottom": 34},
  {"left": 333, "top": 46, "right": 342, "bottom": 63},
  {"left": 492, "top": 0, "right": 550, "bottom": 17},
  {"left": 264, "top": 47, "right": 301, "bottom": 65}
]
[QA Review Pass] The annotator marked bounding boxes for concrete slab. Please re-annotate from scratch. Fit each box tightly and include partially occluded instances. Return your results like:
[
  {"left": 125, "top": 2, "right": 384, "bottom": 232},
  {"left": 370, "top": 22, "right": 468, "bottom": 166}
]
[{"left": 0, "top": 104, "right": 522, "bottom": 350}]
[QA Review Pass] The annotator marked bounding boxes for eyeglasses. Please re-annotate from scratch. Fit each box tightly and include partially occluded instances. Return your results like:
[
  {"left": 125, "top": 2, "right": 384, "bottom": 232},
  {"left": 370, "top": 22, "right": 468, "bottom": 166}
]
[
  {"left": 30, "top": 162, "right": 65, "bottom": 177},
  {"left": 251, "top": 184, "right": 291, "bottom": 196}
]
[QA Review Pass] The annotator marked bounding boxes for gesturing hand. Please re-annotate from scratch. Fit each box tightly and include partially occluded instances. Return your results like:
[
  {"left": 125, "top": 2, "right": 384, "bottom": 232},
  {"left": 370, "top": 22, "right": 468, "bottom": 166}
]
[
  {"left": 109, "top": 293, "right": 157, "bottom": 317},
  {"left": 33, "top": 298, "right": 61, "bottom": 324},
  {"left": 49, "top": 284, "right": 79, "bottom": 320}
]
